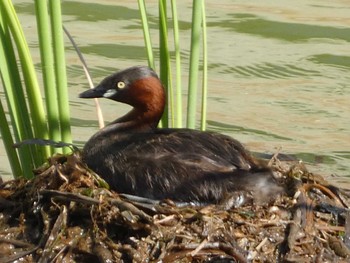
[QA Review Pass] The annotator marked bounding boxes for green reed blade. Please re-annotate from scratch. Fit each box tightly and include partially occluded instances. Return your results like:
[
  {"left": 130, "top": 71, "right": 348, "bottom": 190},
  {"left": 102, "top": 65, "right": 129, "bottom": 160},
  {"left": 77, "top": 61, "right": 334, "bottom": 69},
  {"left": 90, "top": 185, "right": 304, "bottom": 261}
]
[
  {"left": 1, "top": 0, "right": 50, "bottom": 164},
  {"left": 0, "top": 99, "right": 22, "bottom": 177},
  {"left": 0, "top": 16, "right": 33, "bottom": 178}
]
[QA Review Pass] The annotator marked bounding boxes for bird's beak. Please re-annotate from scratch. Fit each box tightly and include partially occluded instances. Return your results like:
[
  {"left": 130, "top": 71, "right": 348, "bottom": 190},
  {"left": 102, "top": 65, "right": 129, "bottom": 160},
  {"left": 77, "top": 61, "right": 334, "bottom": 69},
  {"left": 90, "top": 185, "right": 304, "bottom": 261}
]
[{"left": 79, "top": 85, "right": 107, "bottom": 99}]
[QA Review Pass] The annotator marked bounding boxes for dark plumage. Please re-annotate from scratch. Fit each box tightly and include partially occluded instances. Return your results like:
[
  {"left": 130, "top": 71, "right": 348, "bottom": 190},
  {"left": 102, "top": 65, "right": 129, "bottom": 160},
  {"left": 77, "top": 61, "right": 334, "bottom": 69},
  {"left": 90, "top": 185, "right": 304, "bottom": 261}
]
[{"left": 79, "top": 66, "right": 283, "bottom": 204}]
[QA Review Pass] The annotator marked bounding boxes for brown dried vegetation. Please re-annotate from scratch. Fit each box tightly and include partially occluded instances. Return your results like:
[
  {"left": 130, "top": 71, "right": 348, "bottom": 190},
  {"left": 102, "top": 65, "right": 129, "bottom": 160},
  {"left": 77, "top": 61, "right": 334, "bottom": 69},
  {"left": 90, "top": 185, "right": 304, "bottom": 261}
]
[{"left": 0, "top": 151, "right": 350, "bottom": 262}]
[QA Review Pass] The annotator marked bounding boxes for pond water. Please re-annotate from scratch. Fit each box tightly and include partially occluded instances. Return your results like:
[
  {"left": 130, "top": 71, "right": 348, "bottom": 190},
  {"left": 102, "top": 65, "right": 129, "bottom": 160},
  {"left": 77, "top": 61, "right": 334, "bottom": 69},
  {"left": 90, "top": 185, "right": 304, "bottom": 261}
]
[{"left": 1, "top": 0, "right": 350, "bottom": 186}]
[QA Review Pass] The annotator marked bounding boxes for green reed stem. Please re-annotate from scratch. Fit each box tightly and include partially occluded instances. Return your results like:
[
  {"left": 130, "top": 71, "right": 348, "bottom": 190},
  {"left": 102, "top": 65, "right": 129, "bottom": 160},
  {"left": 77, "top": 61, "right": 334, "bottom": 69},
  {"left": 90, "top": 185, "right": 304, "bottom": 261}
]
[
  {"left": 170, "top": 0, "right": 182, "bottom": 128},
  {"left": 137, "top": 0, "right": 155, "bottom": 69},
  {"left": 49, "top": 0, "right": 72, "bottom": 152},
  {"left": 159, "top": 0, "right": 171, "bottom": 127},
  {"left": 200, "top": 1, "right": 207, "bottom": 131},
  {"left": 136, "top": 1, "right": 207, "bottom": 129},
  {"left": 35, "top": 0, "right": 59, "bottom": 154},
  {"left": 186, "top": 0, "right": 202, "bottom": 129}
]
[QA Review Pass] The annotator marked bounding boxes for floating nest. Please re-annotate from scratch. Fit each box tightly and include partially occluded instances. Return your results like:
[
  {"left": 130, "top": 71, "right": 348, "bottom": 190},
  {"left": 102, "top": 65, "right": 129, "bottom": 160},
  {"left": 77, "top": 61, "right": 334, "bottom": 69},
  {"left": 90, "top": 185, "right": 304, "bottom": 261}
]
[{"left": 1, "top": 151, "right": 350, "bottom": 262}]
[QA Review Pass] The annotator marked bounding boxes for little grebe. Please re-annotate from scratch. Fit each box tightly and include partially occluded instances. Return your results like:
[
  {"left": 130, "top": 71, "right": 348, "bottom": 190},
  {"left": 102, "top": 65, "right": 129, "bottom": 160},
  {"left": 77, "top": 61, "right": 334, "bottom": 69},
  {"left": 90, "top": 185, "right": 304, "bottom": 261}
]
[{"left": 80, "top": 66, "right": 283, "bottom": 204}]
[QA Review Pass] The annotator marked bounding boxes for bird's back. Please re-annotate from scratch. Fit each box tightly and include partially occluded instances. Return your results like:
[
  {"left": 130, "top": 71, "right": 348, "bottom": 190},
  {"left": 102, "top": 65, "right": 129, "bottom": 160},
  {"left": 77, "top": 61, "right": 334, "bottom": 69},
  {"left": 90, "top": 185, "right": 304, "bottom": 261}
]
[{"left": 82, "top": 128, "right": 279, "bottom": 203}]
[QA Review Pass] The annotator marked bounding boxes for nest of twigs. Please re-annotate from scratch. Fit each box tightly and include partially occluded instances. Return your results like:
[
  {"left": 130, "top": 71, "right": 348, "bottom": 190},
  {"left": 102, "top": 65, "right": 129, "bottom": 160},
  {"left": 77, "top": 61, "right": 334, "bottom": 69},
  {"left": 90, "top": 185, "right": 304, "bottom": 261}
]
[{"left": 1, "top": 151, "right": 350, "bottom": 263}]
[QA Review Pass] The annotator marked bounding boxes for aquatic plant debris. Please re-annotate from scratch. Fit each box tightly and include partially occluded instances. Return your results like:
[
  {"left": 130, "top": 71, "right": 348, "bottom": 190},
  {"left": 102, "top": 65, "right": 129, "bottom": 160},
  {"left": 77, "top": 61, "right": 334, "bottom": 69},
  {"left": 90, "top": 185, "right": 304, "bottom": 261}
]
[{"left": 0, "top": 151, "right": 350, "bottom": 262}]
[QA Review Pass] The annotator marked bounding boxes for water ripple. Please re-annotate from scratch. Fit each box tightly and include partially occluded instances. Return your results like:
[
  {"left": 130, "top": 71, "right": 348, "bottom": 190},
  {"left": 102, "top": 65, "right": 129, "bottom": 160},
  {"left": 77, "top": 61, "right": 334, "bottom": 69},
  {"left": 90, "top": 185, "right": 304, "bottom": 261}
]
[
  {"left": 207, "top": 120, "right": 293, "bottom": 141},
  {"left": 217, "top": 62, "right": 320, "bottom": 79}
]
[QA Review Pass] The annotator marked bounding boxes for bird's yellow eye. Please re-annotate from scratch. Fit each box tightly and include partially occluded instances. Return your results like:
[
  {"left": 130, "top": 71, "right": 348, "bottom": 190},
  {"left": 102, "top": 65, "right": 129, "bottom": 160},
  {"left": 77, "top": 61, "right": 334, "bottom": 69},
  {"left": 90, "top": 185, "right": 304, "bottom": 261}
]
[{"left": 117, "top": 81, "right": 126, "bottom": 89}]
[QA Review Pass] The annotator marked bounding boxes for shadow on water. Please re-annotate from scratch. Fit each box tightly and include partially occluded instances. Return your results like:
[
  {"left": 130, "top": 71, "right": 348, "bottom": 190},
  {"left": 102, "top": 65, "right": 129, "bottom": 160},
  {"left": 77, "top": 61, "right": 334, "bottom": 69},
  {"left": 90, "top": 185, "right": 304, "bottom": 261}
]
[
  {"left": 308, "top": 54, "right": 350, "bottom": 69},
  {"left": 209, "top": 14, "right": 350, "bottom": 42},
  {"left": 15, "top": 1, "right": 140, "bottom": 22},
  {"left": 78, "top": 44, "right": 148, "bottom": 60}
]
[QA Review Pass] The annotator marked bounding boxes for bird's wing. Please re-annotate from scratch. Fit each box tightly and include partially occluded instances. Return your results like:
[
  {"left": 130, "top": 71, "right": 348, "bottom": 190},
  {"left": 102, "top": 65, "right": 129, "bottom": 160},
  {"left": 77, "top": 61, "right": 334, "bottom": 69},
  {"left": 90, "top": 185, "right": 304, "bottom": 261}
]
[{"left": 113, "top": 129, "right": 254, "bottom": 173}]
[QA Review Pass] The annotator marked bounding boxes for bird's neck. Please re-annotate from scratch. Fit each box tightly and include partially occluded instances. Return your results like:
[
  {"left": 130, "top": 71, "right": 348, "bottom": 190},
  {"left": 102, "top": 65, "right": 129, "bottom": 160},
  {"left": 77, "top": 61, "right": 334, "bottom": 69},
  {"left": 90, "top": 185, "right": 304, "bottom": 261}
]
[
  {"left": 113, "top": 107, "right": 161, "bottom": 131},
  {"left": 84, "top": 109, "right": 157, "bottom": 151},
  {"left": 93, "top": 106, "right": 162, "bottom": 141}
]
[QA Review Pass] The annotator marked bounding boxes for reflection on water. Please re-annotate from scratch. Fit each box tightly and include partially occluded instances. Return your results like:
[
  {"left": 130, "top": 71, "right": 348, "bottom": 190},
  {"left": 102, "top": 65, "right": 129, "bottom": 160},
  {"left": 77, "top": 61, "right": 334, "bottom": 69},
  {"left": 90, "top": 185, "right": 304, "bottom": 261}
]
[{"left": 1, "top": 0, "right": 350, "bottom": 186}]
